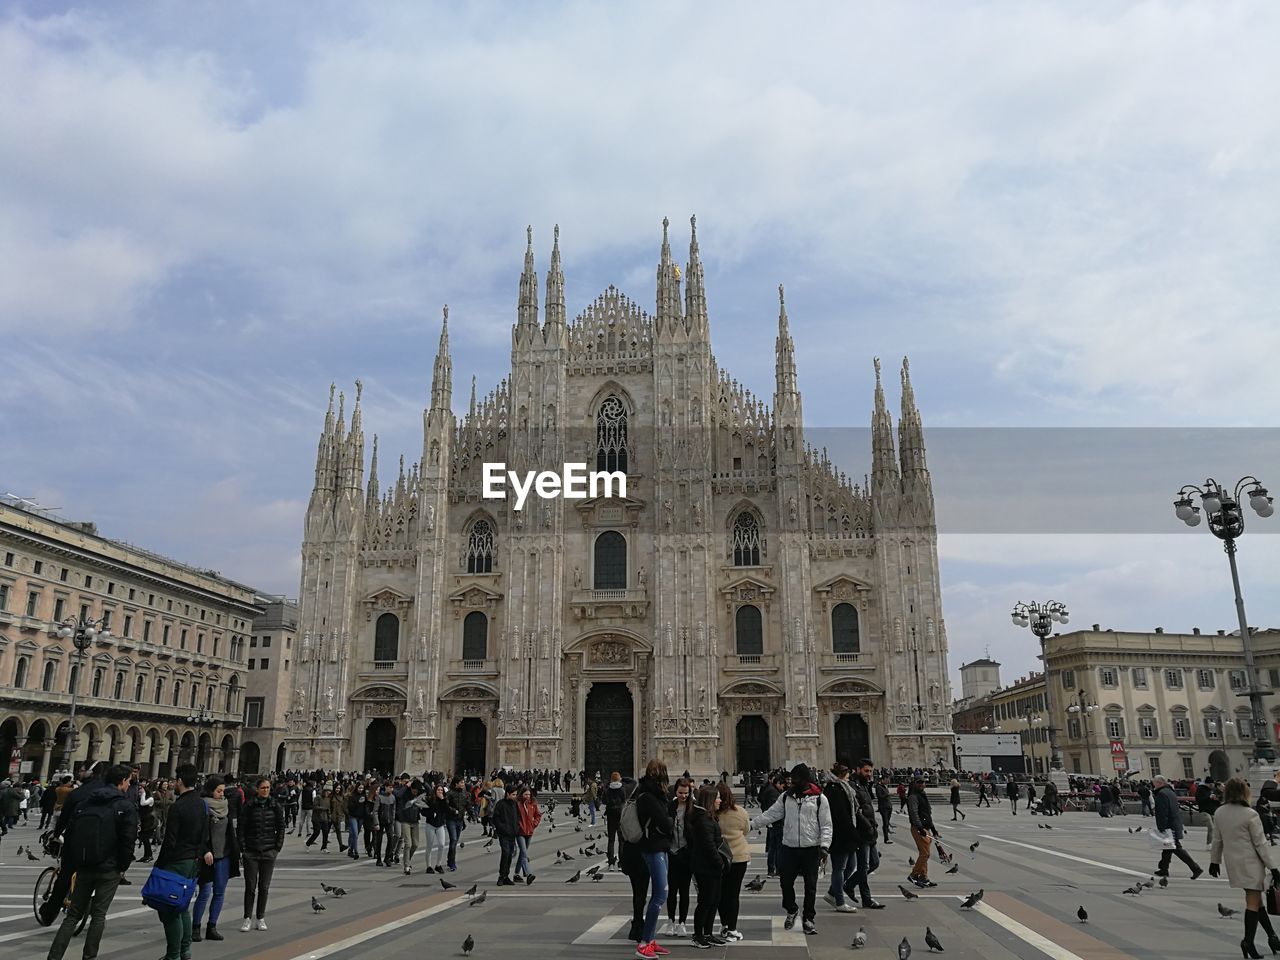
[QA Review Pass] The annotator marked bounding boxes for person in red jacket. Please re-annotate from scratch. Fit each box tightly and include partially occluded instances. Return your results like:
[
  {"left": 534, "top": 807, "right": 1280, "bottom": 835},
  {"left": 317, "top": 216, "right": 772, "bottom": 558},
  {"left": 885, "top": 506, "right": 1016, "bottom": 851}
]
[{"left": 515, "top": 787, "right": 542, "bottom": 883}]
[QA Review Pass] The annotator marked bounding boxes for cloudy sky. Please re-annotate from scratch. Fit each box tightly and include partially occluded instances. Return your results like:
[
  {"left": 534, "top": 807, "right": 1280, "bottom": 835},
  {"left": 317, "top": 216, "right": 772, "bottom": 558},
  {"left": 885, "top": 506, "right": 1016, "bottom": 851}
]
[{"left": 3, "top": 1, "right": 1279, "bottom": 686}]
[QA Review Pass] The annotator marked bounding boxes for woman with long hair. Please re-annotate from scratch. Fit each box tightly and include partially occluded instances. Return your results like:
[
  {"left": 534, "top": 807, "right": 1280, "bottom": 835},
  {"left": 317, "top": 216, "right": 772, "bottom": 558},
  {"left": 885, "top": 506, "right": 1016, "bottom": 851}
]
[
  {"left": 715, "top": 781, "right": 750, "bottom": 941},
  {"left": 688, "top": 784, "right": 726, "bottom": 948},
  {"left": 662, "top": 777, "right": 695, "bottom": 937},
  {"left": 617, "top": 777, "right": 651, "bottom": 943},
  {"left": 634, "top": 759, "right": 674, "bottom": 959},
  {"left": 1209, "top": 777, "right": 1280, "bottom": 958},
  {"left": 821, "top": 763, "right": 859, "bottom": 913},
  {"left": 345, "top": 783, "right": 366, "bottom": 860},
  {"left": 950, "top": 779, "right": 966, "bottom": 821},
  {"left": 417, "top": 782, "right": 450, "bottom": 875},
  {"left": 515, "top": 787, "right": 542, "bottom": 883},
  {"left": 192, "top": 776, "right": 239, "bottom": 942},
  {"left": 305, "top": 787, "right": 332, "bottom": 849}
]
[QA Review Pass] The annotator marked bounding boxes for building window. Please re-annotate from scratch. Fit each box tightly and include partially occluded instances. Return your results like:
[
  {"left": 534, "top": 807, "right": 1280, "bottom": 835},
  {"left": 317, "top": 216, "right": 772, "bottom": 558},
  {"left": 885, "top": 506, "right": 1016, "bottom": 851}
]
[
  {"left": 465, "top": 519, "right": 494, "bottom": 574},
  {"left": 735, "top": 604, "right": 764, "bottom": 657},
  {"left": 190, "top": 684, "right": 199, "bottom": 708},
  {"left": 1239, "top": 715, "right": 1255, "bottom": 738},
  {"left": 1106, "top": 717, "right": 1124, "bottom": 739},
  {"left": 1165, "top": 669, "right": 1183, "bottom": 690},
  {"left": 123, "top": 615, "right": 133, "bottom": 637},
  {"left": 107, "top": 582, "right": 114, "bottom": 595},
  {"left": 134, "top": 675, "right": 145, "bottom": 701},
  {"left": 113, "top": 671, "right": 125, "bottom": 699},
  {"left": 595, "top": 395, "right": 629, "bottom": 474},
  {"left": 172, "top": 680, "right": 183, "bottom": 707},
  {"left": 53, "top": 597, "right": 64, "bottom": 620},
  {"left": 128, "top": 588, "right": 134, "bottom": 600},
  {"left": 831, "top": 602, "right": 860, "bottom": 654},
  {"left": 197, "top": 633, "right": 204, "bottom": 653},
  {"left": 248, "top": 659, "right": 256, "bottom": 670},
  {"left": 1140, "top": 716, "right": 1157, "bottom": 738},
  {"left": 61, "top": 568, "right": 69, "bottom": 582},
  {"left": 206, "top": 685, "right": 214, "bottom": 709},
  {"left": 1061, "top": 670, "right": 1076, "bottom": 690},
  {"left": 1067, "top": 718, "right": 1081, "bottom": 739},
  {"left": 162, "top": 624, "right": 171, "bottom": 645},
  {"left": 261, "top": 637, "right": 270, "bottom": 649},
  {"left": 374, "top": 612, "right": 399, "bottom": 662},
  {"left": 143, "top": 620, "right": 152, "bottom": 642},
  {"left": 1099, "top": 667, "right": 1117, "bottom": 688},
  {"left": 1230, "top": 670, "right": 1247, "bottom": 691},
  {"left": 593, "top": 531, "right": 627, "bottom": 589},
  {"left": 100, "top": 610, "right": 111, "bottom": 631},
  {"left": 180, "top": 629, "right": 188, "bottom": 649},
  {"left": 42, "top": 661, "right": 57, "bottom": 692},
  {"left": 13, "top": 656, "right": 29, "bottom": 688},
  {"left": 91, "top": 667, "right": 103, "bottom": 698},
  {"left": 1204, "top": 717, "right": 1223, "bottom": 739},
  {"left": 250, "top": 636, "right": 257, "bottom": 648},
  {"left": 259, "top": 658, "right": 269, "bottom": 670},
  {"left": 33, "top": 560, "right": 43, "bottom": 575},
  {"left": 462, "top": 611, "right": 488, "bottom": 661},
  {"left": 79, "top": 603, "right": 89, "bottom": 621},
  {"left": 0, "top": 583, "right": 8, "bottom": 611},
  {"left": 1173, "top": 717, "right": 1190, "bottom": 738},
  {"left": 731, "top": 512, "right": 762, "bottom": 566},
  {"left": 1132, "top": 667, "right": 1148, "bottom": 690},
  {"left": 154, "top": 677, "right": 165, "bottom": 704},
  {"left": 1196, "top": 669, "right": 1215, "bottom": 691},
  {"left": 1182, "top": 756, "right": 1195, "bottom": 779},
  {"left": 3, "top": 552, "right": 12, "bottom": 566},
  {"left": 84, "top": 575, "right": 92, "bottom": 588},
  {"left": 245, "top": 698, "right": 264, "bottom": 728},
  {"left": 25, "top": 591, "right": 39, "bottom": 617},
  {"left": 1148, "top": 756, "right": 1162, "bottom": 777}
]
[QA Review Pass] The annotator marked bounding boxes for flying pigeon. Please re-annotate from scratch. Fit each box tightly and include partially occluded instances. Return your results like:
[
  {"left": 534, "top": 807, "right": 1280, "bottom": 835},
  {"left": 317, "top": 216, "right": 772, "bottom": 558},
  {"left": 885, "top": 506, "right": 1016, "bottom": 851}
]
[
  {"left": 1220, "top": 902, "right": 1240, "bottom": 918},
  {"left": 945, "top": 864, "right": 959, "bottom": 875},
  {"left": 1122, "top": 885, "right": 1142, "bottom": 896},
  {"left": 311, "top": 897, "right": 326, "bottom": 912},
  {"left": 566, "top": 870, "right": 581, "bottom": 883},
  {"left": 462, "top": 934, "right": 474, "bottom": 956},
  {"left": 925, "top": 927, "right": 944, "bottom": 953},
  {"left": 441, "top": 878, "right": 456, "bottom": 890},
  {"left": 465, "top": 883, "right": 478, "bottom": 897},
  {"left": 960, "top": 889, "right": 984, "bottom": 910},
  {"left": 852, "top": 926, "right": 868, "bottom": 949},
  {"left": 898, "top": 937, "right": 912, "bottom": 960},
  {"left": 898, "top": 884, "right": 919, "bottom": 900},
  {"left": 1077, "top": 906, "right": 1088, "bottom": 923},
  {"left": 470, "top": 890, "right": 488, "bottom": 906},
  {"left": 745, "top": 875, "right": 766, "bottom": 892}
]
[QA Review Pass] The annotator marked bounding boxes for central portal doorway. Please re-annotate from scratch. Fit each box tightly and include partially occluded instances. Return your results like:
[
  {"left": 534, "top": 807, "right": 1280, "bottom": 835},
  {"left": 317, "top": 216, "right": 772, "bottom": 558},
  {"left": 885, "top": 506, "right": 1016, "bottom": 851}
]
[
  {"left": 454, "top": 718, "right": 487, "bottom": 775},
  {"left": 364, "top": 718, "right": 397, "bottom": 775},
  {"left": 834, "top": 714, "right": 870, "bottom": 766},
  {"left": 584, "top": 682, "right": 634, "bottom": 778},
  {"left": 735, "top": 715, "right": 770, "bottom": 773}
]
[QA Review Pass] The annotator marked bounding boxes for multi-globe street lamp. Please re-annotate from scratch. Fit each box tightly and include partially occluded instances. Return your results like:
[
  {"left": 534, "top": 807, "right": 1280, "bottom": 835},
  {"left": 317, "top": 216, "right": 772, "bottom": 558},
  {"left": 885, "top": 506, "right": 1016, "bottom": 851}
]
[
  {"left": 56, "top": 615, "right": 110, "bottom": 771},
  {"left": 1066, "top": 689, "right": 1100, "bottom": 774},
  {"left": 1011, "top": 601, "right": 1068, "bottom": 773},
  {"left": 1174, "top": 477, "right": 1275, "bottom": 763}
]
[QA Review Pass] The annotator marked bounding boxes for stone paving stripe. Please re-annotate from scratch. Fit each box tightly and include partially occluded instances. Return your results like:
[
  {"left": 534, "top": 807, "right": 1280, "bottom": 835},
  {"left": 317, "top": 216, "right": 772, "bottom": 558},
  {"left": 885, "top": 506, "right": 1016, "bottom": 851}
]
[
  {"left": 250, "top": 891, "right": 462, "bottom": 960},
  {"left": 0, "top": 907, "right": 151, "bottom": 945},
  {"left": 979, "top": 834, "right": 1180, "bottom": 880},
  {"left": 981, "top": 892, "right": 1136, "bottom": 960}
]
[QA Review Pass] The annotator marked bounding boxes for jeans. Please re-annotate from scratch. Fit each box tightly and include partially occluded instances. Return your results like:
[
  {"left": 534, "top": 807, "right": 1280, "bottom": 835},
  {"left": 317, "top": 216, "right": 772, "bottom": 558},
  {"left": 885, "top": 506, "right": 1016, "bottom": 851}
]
[
  {"left": 848, "top": 843, "right": 874, "bottom": 906},
  {"left": 1141, "top": 798, "right": 1154, "bottom": 816},
  {"left": 498, "top": 835, "right": 516, "bottom": 880},
  {"left": 879, "top": 807, "right": 894, "bottom": 841},
  {"left": 47, "top": 865, "right": 119, "bottom": 960},
  {"left": 515, "top": 835, "right": 531, "bottom": 876},
  {"left": 401, "top": 823, "right": 420, "bottom": 863},
  {"left": 347, "top": 816, "right": 360, "bottom": 852},
  {"left": 693, "top": 871, "right": 723, "bottom": 939},
  {"left": 588, "top": 801, "right": 597, "bottom": 825},
  {"left": 908, "top": 828, "right": 932, "bottom": 881},
  {"left": 766, "top": 823, "right": 782, "bottom": 874},
  {"left": 778, "top": 845, "right": 822, "bottom": 922},
  {"left": 446, "top": 819, "right": 463, "bottom": 868},
  {"left": 193, "top": 855, "right": 231, "bottom": 928},
  {"left": 827, "top": 848, "right": 856, "bottom": 905},
  {"left": 424, "top": 824, "right": 448, "bottom": 869},
  {"left": 719, "top": 860, "right": 748, "bottom": 930},
  {"left": 296, "top": 808, "right": 311, "bottom": 836},
  {"left": 156, "top": 859, "right": 196, "bottom": 960},
  {"left": 641, "top": 851, "right": 669, "bottom": 943},
  {"left": 242, "top": 855, "right": 276, "bottom": 919}
]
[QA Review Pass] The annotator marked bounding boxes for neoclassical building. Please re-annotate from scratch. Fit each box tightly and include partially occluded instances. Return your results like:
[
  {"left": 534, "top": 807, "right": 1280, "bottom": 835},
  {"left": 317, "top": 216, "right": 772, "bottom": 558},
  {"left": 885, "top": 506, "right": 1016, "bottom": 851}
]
[{"left": 286, "top": 219, "right": 954, "bottom": 777}]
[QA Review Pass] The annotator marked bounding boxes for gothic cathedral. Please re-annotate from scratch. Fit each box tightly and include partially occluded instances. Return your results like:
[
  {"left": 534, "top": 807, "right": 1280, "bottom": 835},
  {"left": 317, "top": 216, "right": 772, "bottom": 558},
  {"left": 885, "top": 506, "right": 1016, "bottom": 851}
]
[{"left": 286, "top": 218, "right": 954, "bottom": 777}]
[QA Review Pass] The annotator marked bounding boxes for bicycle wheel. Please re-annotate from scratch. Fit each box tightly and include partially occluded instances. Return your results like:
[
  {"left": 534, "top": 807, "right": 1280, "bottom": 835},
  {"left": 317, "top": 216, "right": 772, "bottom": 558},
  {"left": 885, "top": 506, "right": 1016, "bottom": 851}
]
[{"left": 33, "top": 866, "right": 57, "bottom": 925}]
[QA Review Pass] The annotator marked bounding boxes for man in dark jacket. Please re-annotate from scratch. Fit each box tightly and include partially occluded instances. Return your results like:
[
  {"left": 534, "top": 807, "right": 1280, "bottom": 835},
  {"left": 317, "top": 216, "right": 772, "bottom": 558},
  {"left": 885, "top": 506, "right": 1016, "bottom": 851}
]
[
  {"left": 875, "top": 775, "right": 895, "bottom": 843},
  {"left": 1154, "top": 775, "right": 1202, "bottom": 878},
  {"left": 155, "top": 764, "right": 213, "bottom": 960},
  {"left": 492, "top": 783, "right": 521, "bottom": 885},
  {"left": 848, "top": 761, "right": 885, "bottom": 910},
  {"left": 445, "top": 778, "right": 469, "bottom": 871},
  {"left": 603, "top": 773, "right": 627, "bottom": 869},
  {"left": 906, "top": 777, "right": 939, "bottom": 888},
  {"left": 1196, "top": 778, "right": 1220, "bottom": 848},
  {"left": 46, "top": 763, "right": 138, "bottom": 960},
  {"left": 1005, "top": 777, "right": 1019, "bottom": 815},
  {"left": 758, "top": 773, "right": 785, "bottom": 876},
  {"left": 36, "top": 762, "right": 107, "bottom": 926}
]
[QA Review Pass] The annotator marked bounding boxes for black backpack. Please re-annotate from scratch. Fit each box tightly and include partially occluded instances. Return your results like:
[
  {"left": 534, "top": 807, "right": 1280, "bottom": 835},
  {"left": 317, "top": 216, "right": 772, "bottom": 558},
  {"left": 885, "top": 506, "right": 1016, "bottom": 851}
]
[{"left": 64, "top": 796, "right": 121, "bottom": 868}]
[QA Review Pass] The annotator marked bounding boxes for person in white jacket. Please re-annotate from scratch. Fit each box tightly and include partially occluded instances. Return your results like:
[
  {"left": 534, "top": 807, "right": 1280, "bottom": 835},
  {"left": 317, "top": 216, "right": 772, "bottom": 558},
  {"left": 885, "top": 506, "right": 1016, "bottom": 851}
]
[{"left": 750, "top": 763, "right": 833, "bottom": 935}]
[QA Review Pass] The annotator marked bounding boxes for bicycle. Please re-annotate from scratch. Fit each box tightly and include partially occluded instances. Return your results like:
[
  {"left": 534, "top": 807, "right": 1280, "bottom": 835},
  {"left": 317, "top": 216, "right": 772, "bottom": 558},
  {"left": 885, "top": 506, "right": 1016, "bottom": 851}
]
[{"left": 32, "top": 834, "right": 89, "bottom": 936}]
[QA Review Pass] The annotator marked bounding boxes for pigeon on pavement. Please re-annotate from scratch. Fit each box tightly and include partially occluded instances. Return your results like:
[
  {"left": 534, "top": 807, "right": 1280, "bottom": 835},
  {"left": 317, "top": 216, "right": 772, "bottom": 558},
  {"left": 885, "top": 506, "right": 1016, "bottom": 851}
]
[
  {"left": 465, "top": 883, "right": 478, "bottom": 897},
  {"left": 1122, "top": 885, "right": 1142, "bottom": 896},
  {"left": 745, "top": 875, "right": 765, "bottom": 892},
  {"left": 1077, "top": 906, "right": 1088, "bottom": 923},
  {"left": 311, "top": 897, "right": 326, "bottom": 912},
  {"left": 470, "top": 890, "right": 488, "bottom": 906},
  {"left": 945, "top": 864, "right": 959, "bottom": 875},
  {"left": 925, "top": 927, "right": 944, "bottom": 952},
  {"left": 898, "top": 884, "right": 919, "bottom": 900},
  {"left": 1219, "top": 903, "right": 1240, "bottom": 918},
  {"left": 852, "top": 926, "right": 868, "bottom": 948},
  {"left": 566, "top": 870, "right": 581, "bottom": 883},
  {"left": 26, "top": 849, "right": 39, "bottom": 862},
  {"left": 898, "top": 937, "right": 912, "bottom": 960},
  {"left": 441, "top": 878, "right": 457, "bottom": 890},
  {"left": 462, "top": 934, "right": 474, "bottom": 956},
  {"left": 959, "top": 889, "right": 984, "bottom": 910},
  {"left": 320, "top": 882, "right": 335, "bottom": 894}
]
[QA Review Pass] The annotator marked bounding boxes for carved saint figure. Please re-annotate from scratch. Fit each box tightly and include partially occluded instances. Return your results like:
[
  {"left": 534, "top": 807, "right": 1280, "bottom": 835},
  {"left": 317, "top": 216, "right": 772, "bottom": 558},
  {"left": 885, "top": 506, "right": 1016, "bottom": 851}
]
[
  {"left": 788, "top": 496, "right": 798, "bottom": 523},
  {"left": 573, "top": 566, "right": 582, "bottom": 588},
  {"left": 637, "top": 566, "right": 647, "bottom": 586},
  {"left": 665, "top": 686, "right": 675, "bottom": 712},
  {"left": 510, "top": 686, "right": 521, "bottom": 712},
  {"left": 698, "top": 685, "right": 707, "bottom": 714},
  {"left": 540, "top": 687, "right": 550, "bottom": 717},
  {"left": 417, "top": 687, "right": 425, "bottom": 713},
  {"left": 296, "top": 686, "right": 306, "bottom": 707},
  {"left": 425, "top": 504, "right": 435, "bottom": 532},
  {"left": 325, "top": 686, "right": 334, "bottom": 711}
]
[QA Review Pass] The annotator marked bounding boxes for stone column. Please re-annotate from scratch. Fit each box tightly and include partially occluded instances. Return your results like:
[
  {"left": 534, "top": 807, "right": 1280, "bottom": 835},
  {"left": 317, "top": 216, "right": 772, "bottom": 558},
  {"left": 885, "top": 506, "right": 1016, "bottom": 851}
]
[{"left": 41, "top": 739, "right": 57, "bottom": 781}]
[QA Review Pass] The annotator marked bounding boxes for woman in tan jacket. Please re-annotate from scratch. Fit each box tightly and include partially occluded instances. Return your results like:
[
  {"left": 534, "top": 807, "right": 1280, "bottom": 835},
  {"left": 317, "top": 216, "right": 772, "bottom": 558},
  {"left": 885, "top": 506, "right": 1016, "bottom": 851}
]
[
  {"left": 1210, "top": 777, "right": 1280, "bottom": 958},
  {"left": 715, "top": 781, "right": 751, "bottom": 943}
]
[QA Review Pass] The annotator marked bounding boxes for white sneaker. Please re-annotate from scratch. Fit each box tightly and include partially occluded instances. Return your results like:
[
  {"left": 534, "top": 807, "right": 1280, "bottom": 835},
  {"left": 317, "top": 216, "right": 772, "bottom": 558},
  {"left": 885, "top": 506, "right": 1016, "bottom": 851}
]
[
  {"left": 240, "top": 918, "right": 252, "bottom": 933},
  {"left": 661, "top": 921, "right": 675, "bottom": 937},
  {"left": 676, "top": 923, "right": 689, "bottom": 937},
  {"left": 835, "top": 902, "right": 858, "bottom": 913},
  {"left": 727, "top": 930, "right": 744, "bottom": 941},
  {"left": 255, "top": 919, "right": 268, "bottom": 931},
  {"left": 823, "top": 893, "right": 837, "bottom": 908}
]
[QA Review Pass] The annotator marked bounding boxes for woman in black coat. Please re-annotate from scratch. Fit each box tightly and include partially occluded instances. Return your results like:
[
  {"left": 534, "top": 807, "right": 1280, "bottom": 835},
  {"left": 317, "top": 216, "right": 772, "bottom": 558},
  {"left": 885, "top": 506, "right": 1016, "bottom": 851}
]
[
  {"left": 238, "top": 778, "right": 285, "bottom": 931},
  {"left": 192, "top": 776, "right": 240, "bottom": 942},
  {"left": 687, "top": 785, "right": 726, "bottom": 948},
  {"left": 950, "top": 780, "right": 966, "bottom": 821},
  {"left": 634, "top": 761, "right": 674, "bottom": 953}
]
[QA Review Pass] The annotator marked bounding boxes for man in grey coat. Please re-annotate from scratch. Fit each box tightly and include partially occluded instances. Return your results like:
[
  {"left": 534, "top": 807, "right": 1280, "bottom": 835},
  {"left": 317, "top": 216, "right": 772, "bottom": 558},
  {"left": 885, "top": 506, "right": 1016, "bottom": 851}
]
[{"left": 1153, "top": 775, "right": 1202, "bottom": 879}]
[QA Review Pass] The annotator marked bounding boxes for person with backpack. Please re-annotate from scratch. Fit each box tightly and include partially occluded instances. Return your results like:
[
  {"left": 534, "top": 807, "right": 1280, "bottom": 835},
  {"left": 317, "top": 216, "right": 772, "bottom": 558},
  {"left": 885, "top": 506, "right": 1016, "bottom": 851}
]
[
  {"left": 633, "top": 759, "right": 674, "bottom": 960},
  {"left": 604, "top": 771, "right": 627, "bottom": 870},
  {"left": 154, "top": 764, "right": 212, "bottom": 960},
  {"left": 46, "top": 763, "right": 139, "bottom": 960},
  {"left": 191, "top": 776, "right": 240, "bottom": 943},
  {"left": 617, "top": 776, "right": 652, "bottom": 944},
  {"left": 750, "top": 763, "right": 833, "bottom": 936},
  {"left": 821, "top": 763, "right": 860, "bottom": 914},
  {"left": 36, "top": 762, "right": 108, "bottom": 927},
  {"left": 239, "top": 776, "right": 286, "bottom": 931}
]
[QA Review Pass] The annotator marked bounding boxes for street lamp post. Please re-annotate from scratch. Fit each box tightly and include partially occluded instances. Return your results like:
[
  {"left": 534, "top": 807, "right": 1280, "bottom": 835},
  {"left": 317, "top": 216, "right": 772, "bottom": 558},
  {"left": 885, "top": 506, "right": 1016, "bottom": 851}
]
[
  {"left": 1011, "top": 601, "right": 1068, "bottom": 774},
  {"left": 1174, "top": 477, "right": 1275, "bottom": 765},
  {"left": 1067, "top": 689, "right": 1100, "bottom": 775},
  {"left": 56, "top": 615, "right": 110, "bottom": 773}
]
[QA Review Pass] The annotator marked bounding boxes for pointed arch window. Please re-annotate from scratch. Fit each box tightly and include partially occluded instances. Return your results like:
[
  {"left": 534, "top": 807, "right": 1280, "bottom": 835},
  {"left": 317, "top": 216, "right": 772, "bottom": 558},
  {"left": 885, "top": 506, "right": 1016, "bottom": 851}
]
[
  {"left": 462, "top": 611, "right": 488, "bottom": 661},
  {"left": 735, "top": 604, "right": 764, "bottom": 657},
  {"left": 732, "top": 512, "right": 761, "bottom": 566},
  {"left": 595, "top": 396, "right": 629, "bottom": 474},
  {"left": 832, "top": 603, "right": 861, "bottom": 654},
  {"left": 374, "top": 612, "right": 400, "bottom": 663},
  {"left": 593, "top": 531, "right": 627, "bottom": 589},
  {"left": 466, "top": 519, "right": 494, "bottom": 574}
]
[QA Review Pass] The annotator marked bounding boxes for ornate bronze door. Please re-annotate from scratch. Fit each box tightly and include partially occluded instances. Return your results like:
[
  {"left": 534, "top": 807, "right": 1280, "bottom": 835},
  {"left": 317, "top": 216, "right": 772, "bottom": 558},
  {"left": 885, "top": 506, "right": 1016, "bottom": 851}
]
[
  {"left": 454, "top": 718, "right": 487, "bottom": 775},
  {"left": 363, "top": 718, "right": 397, "bottom": 775},
  {"left": 735, "top": 715, "right": 770, "bottom": 773},
  {"left": 834, "top": 714, "right": 870, "bottom": 767},
  {"left": 584, "top": 682, "right": 634, "bottom": 778}
]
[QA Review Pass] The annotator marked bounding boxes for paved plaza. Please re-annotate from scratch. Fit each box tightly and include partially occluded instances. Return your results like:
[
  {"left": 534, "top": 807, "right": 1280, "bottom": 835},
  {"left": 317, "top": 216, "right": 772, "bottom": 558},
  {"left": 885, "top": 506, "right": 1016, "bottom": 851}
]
[{"left": 0, "top": 801, "right": 1243, "bottom": 960}]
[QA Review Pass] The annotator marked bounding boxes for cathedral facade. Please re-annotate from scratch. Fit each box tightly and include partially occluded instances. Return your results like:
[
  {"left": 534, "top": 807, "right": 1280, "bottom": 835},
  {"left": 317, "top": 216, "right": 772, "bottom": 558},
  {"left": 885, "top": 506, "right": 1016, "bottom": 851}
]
[{"left": 285, "top": 219, "right": 954, "bottom": 777}]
